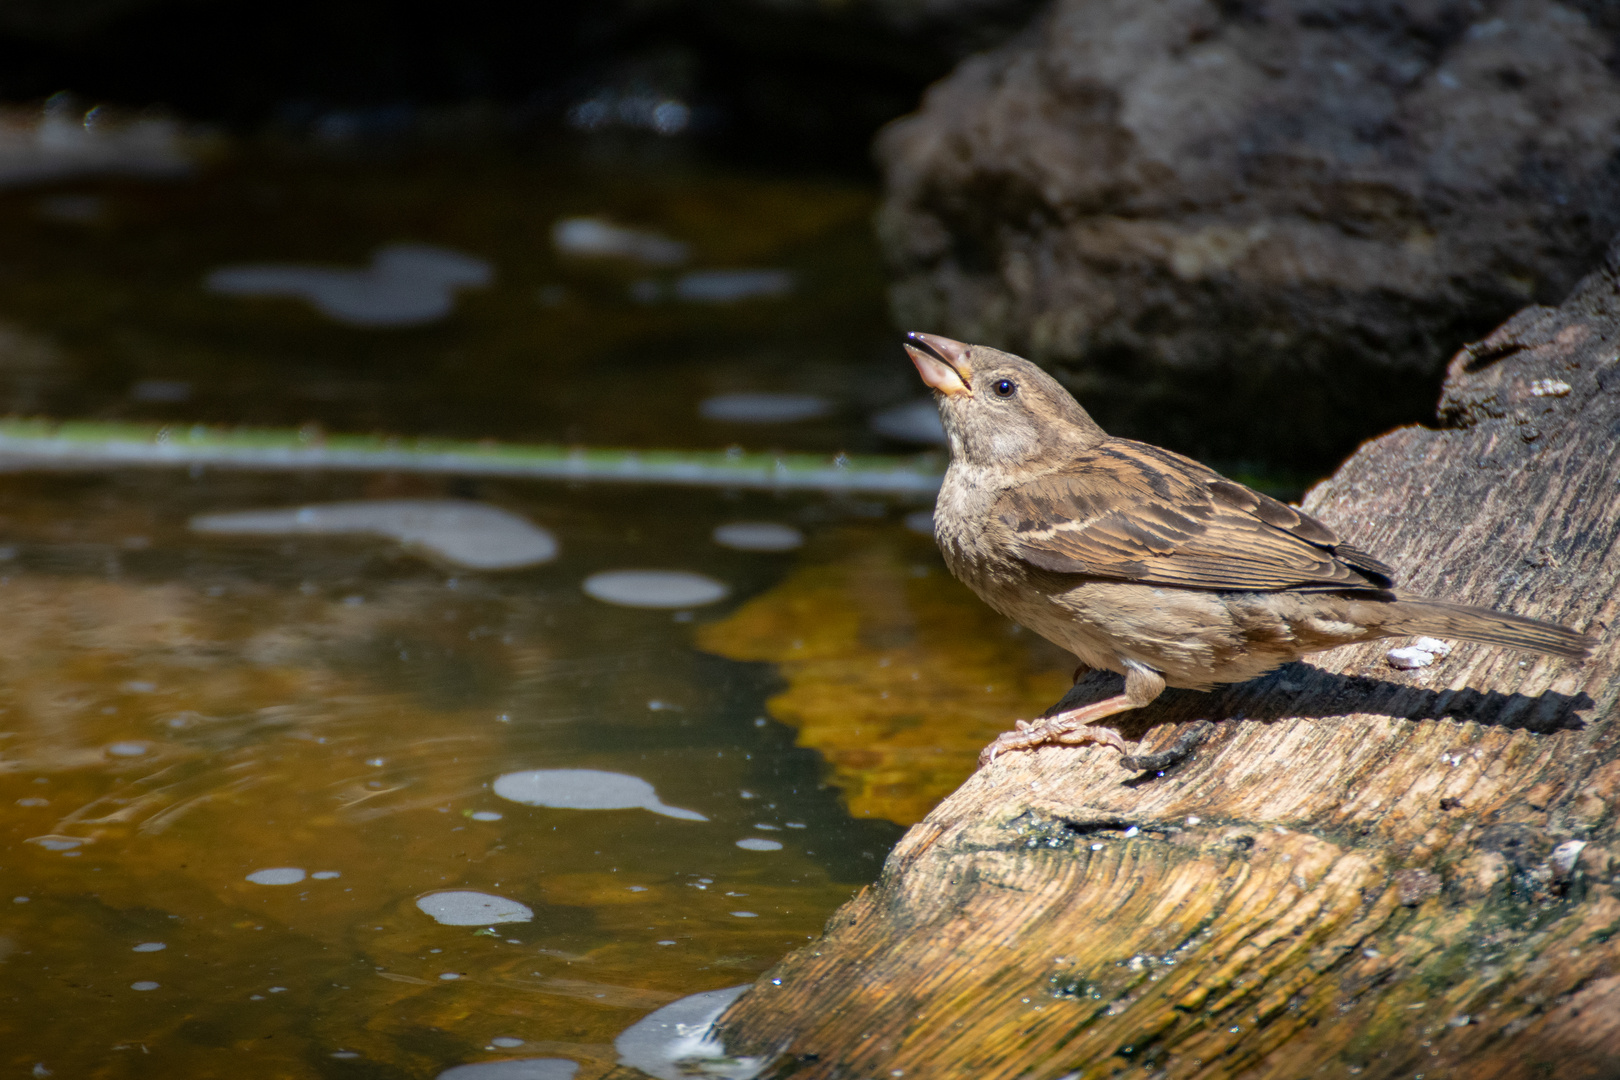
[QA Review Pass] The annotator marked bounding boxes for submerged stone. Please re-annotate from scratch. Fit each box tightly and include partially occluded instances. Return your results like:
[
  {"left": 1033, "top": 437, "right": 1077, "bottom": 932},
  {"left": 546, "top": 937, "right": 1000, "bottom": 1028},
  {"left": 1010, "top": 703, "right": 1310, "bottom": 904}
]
[{"left": 696, "top": 529, "right": 1071, "bottom": 824}]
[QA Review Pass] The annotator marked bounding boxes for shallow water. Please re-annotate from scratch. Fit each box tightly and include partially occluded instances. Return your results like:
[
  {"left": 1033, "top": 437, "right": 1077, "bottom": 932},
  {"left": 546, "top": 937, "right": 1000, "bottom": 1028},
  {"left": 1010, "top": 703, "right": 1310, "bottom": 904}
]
[
  {"left": 0, "top": 141, "right": 1077, "bottom": 1078},
  {"left": 0, "top": 469, "right": 924, "bottom": 1078}
]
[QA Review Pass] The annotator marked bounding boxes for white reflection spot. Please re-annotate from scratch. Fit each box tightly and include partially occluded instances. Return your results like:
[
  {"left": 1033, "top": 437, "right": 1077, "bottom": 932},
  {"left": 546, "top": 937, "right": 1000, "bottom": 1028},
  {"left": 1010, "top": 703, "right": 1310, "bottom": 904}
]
[
  {"left": 870, "top": 399, "right": 947, "bottom": 445},
  {"left": 493, "top": 769, "right": 706, "bottom": 821},
  {"left": 130, "top": 981, "right": 160, "bottom": 991},
  {"left": 490, "top": 1038, "right": 525, "bottom": 1049},
  {"left": 30, "top": 835, "right": 89, "bottom": 854},
  {"left": 107, "top": 742, "right": 148, "bottom": 757},
  {"left": 246, "top": 868, "right": 306, "bottom": 885},
  {"left": 674, "top": 269, "right": 793, "bottom": 303},
  {"left": 416, "top": 890, "right": 534, "bottom": 926},
  {"left": 205, "top": 244, "right": 493, "bottom": 328},
  {"left": 712, "top": 522, "right": 803, "bottom": 552},
  {"left": 469, "top": 811, "right": 502, "bottom": 822},
  {"left": 736, "top": 838, "right": 782, "bottom": 852},
  {"left": 552, "top": 217, "right": 687, "bottom": 266},
  {"left": 311, "top": 871, "right": 341, "bottom": 880},
  {"left": 132, "top": 942, "right": 166, "bottom": 952},
  {"left": 582, "top": 571, "right": 728, "bottom": 609},
  {"left": 437, "top": 1058, "right": 579, "bottom": 1080},
  {"left": 191, "top": 500, "right": 558, "bottom": 571},
  {"left": 730, "top": 911, "right": 758, "bottom": 918},
  {"left": 699, "top": 393, "right": 830, "bottom": 424},
  {"left": 614, "top": 985, "right": 755, "bottom": 1080}
]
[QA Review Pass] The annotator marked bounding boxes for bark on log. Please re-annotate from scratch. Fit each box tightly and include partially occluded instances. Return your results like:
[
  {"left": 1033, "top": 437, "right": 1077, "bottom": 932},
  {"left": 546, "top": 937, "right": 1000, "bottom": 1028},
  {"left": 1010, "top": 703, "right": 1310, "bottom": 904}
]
[{"left": 688, "top": 246, "right": 1620, "bottom": 1077}]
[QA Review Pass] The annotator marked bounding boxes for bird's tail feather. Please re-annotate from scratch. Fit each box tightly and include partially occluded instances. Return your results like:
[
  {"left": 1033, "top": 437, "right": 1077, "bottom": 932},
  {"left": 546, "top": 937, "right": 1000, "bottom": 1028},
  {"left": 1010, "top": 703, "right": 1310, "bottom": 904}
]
[{"left": 1386, "top": 597, "right": 1594, "bottom": 660}]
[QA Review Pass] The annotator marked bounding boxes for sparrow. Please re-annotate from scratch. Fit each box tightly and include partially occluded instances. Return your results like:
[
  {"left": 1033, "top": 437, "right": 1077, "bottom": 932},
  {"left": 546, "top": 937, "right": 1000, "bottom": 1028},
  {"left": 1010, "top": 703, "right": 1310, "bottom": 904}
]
[{"left": 902, "top": 332, "right": 1596, "bottom": 766}]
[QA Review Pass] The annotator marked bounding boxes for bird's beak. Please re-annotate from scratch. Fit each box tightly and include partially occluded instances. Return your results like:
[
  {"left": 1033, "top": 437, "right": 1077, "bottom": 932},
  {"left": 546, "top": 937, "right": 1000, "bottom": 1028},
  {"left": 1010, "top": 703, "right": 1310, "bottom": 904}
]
[{"left": 904, "top": 332, "right": 972, "bottom": 397}]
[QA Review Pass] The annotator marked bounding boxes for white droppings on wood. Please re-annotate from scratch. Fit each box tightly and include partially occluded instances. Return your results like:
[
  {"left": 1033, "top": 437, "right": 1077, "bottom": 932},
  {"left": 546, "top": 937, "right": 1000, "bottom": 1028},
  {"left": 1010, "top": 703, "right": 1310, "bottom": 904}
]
[
  {"left": 1387, "top": 646, "right": 1436, "bottom": 669},
  {"left": 1528, "top": 378, "right": 1572, "bottom": 397}
]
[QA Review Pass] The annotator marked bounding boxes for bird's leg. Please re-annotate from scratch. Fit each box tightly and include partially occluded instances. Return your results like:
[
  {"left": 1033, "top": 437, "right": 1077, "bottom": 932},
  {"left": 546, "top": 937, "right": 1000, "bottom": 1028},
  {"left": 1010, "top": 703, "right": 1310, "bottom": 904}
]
[{"left": 979, "top": 662, "right": 1166, "bottom": 767}]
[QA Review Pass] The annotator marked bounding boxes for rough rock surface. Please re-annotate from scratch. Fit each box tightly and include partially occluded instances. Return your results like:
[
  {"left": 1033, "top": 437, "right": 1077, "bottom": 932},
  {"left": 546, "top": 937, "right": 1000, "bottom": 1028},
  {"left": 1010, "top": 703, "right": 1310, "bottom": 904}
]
[{"left": 877, "top": 0, "right": 1620, "bottom": 468}]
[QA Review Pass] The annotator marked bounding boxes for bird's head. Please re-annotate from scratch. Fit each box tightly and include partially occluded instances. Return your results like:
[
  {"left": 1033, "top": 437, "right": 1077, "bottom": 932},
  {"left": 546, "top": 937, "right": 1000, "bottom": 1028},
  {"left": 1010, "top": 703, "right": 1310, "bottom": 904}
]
[{"left": 903, "top": 332, "right": 1106, "bottom": 468}]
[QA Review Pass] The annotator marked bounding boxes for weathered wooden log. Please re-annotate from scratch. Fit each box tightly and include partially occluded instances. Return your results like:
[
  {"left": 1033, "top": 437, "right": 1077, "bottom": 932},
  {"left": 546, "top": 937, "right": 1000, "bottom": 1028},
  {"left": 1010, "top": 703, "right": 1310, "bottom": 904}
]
[{"left": 685, "top": 245, "right": 1620, "bottom": 1077}]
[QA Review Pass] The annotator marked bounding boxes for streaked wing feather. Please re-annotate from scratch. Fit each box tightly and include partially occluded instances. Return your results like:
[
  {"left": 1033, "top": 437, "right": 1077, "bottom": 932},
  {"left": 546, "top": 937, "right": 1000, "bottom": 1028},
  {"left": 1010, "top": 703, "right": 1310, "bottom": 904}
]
[{"left": 997, "top": 441, "right": 1393, "bottom": 592}]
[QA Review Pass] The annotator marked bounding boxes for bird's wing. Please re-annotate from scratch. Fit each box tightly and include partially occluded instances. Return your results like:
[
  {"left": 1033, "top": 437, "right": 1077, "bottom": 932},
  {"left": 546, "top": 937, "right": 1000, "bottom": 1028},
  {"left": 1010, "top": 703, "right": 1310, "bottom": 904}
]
[{"left": 995, "top": 440, "right": 1395, "bottom": 592}]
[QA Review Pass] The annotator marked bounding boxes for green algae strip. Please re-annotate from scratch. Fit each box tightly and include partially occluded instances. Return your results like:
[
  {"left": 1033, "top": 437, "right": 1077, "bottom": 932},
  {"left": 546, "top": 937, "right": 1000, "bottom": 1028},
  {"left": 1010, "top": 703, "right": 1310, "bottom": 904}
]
[{"left": 0, "top": 418, "right": 945, "bottom": 494}]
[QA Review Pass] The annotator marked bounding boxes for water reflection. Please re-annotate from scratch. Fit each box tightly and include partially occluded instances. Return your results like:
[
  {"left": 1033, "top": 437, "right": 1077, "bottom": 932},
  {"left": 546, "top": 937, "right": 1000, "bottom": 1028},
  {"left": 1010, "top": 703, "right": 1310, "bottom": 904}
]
[
  {"left": 582, "top": 570, "right": 729, "bottom": 609},
  {"left": 552, "top": 217, "right": 689, "bottom": 266},
  {"left": 614, "top": 985, "right": 755, "bottom": 1080},
  {"left": 492, "top": 769, "right": 707, "bottom": 821},
  {"left": 870, "top": 397, "right": 949, "bottom": 445},
  {"left": 711, "top": 522, "right": 803, "bottom": 553},
  {"left": 0, "top": 139, "right": 935, "bottom": 1077},
  {"left": 205, "top": 244, "right": 495, "bottom": 327},
  {"left": 191, "top": 500, "right": 559, "bottom": 570},
  {"left": 0, "top": 469, "right": 906, "bottom": 1077},
  {"left": 698, "top": 393, "right": 831, "bottom": 424},
  {"left": 438, "top": 1058, "right": 579, "bottom": 1080},
  {"left": 417, "top": 891, "right": 535, "bottom": 926}
]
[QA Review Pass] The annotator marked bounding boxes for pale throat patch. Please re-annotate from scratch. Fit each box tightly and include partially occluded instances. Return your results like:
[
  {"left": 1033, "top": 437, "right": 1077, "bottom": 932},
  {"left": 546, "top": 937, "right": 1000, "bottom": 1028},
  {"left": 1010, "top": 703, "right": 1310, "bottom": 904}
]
[{"left": 988, "top": 425, "right": 1036, "bottom": 461}]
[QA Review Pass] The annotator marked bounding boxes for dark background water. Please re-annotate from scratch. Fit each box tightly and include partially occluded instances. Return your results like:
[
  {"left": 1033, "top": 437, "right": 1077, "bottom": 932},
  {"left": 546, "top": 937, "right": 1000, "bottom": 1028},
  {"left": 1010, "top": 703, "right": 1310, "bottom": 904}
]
[{"left": 0, "top": 0, "right": 1035, "bottom": 174}]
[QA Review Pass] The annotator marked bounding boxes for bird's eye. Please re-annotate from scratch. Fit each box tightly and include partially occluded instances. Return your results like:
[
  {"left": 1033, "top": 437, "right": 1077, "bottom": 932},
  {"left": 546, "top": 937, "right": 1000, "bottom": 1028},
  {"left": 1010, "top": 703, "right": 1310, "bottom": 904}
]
[{"left": 993, "top": 379, "right": 1017, "bottom": 398}]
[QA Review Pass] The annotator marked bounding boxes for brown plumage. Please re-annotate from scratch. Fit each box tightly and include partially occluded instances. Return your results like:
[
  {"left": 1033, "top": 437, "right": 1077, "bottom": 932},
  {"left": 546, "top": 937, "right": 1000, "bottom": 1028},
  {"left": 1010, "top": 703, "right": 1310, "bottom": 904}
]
[{"left": 903, "top": 331, "right": 1595, "bottom": 766}]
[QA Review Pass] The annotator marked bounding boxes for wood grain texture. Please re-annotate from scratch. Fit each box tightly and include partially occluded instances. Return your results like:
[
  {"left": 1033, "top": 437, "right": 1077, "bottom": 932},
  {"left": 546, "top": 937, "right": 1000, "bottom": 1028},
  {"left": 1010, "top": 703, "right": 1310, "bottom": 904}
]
[{"left": 676, "top": 248, "right": 1620, "bottom": 1079}]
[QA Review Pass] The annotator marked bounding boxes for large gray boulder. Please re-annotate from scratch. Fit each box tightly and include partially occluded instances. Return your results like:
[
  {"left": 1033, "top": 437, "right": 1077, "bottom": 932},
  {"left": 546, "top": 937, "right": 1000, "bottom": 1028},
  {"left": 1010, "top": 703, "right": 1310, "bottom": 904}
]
[{"left": 877, "top": 0, "right": 1620, "bottom": 467}]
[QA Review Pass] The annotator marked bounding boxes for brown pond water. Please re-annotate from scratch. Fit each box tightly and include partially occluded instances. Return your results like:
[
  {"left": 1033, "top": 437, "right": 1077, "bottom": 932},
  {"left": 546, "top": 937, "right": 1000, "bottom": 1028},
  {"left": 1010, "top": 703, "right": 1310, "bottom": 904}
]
[{"left": 0, "top": 141, "right": 1080, "bottom": 1078}]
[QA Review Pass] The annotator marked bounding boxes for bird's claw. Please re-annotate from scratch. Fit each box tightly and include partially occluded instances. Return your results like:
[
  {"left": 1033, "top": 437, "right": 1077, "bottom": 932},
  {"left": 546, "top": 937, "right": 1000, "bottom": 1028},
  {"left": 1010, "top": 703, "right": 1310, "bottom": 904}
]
[{"left": 977, "top": 716, "right": 1131, "bottom": 768}]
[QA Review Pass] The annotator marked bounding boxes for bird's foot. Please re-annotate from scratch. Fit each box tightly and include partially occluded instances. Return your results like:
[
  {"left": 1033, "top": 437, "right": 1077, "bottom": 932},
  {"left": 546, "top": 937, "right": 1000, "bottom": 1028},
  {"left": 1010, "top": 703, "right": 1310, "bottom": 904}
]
[{"left": 978, "top": 711, "right": 1131, "bottom": 767}]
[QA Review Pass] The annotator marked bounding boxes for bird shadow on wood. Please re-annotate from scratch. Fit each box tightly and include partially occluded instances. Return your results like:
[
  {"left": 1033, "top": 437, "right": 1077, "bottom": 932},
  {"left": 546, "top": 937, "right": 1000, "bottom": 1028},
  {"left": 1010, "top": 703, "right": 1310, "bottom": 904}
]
[{"left": 1046, "top": 661, "right": 1596, "bottom": 741}]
